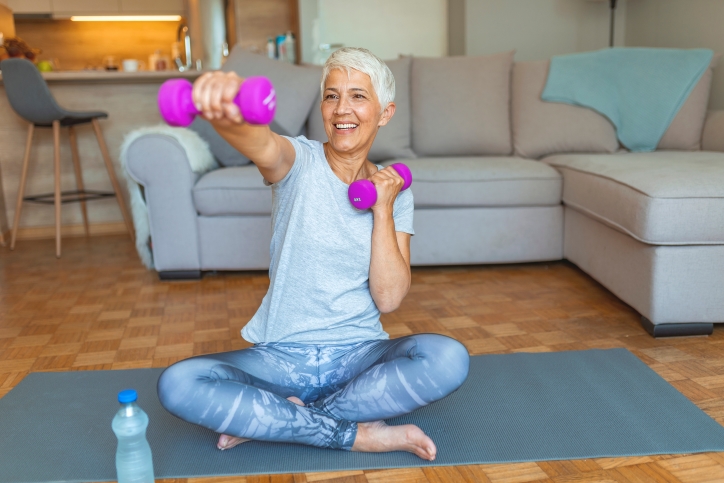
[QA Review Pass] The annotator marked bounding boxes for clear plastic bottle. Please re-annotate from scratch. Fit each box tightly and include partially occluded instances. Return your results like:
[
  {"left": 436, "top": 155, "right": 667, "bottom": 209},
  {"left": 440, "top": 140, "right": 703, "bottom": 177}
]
[
  {"left": 267, "top": 37, "right": 276, "bottom": 59},
  {"left": 112, "top": 389, "right": 155, "bottom": 483},
  {"left": 284, "top": 31, "right": 296, "bottom": 64}
]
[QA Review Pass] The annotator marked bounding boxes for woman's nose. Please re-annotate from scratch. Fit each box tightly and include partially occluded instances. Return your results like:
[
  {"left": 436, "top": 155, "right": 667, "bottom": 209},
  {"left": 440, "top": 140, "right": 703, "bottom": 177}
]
[{"left": 334, "top": 96, "right": 353, "bottom": 115}]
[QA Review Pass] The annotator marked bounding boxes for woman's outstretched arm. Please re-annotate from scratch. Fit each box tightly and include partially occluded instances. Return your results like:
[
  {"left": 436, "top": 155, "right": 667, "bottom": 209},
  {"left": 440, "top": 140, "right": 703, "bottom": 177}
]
[{"left": 192, "top": 71, "right": 295, "bottom": 184}]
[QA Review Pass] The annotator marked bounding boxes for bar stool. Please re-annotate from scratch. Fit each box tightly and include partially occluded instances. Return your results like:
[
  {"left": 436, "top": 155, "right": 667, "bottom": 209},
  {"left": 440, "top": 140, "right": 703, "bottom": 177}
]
[{"left": 0, "top": 58, "right": 135, "bottom": 257}]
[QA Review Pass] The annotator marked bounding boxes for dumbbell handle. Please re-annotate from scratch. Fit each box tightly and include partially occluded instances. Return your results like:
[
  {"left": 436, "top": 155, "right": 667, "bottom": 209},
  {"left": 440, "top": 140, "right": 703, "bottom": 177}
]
[
  {"left": 157, "top": 76, "right": 276, "bottom": 127},
  {"left": 348, "top": 163, "right": 412, "bottom": 210}
]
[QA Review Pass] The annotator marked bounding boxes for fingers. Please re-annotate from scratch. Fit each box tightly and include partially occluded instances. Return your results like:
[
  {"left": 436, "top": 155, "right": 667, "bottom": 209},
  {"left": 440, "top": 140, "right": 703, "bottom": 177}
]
[
  {"left": 369, "top": 166, "right": 404, "bottom": 210},
  {"left": 192, "top": 71, "right": 244, "bottom": 123},
  {"left": 370, "top": 166, "right": 404, "bottom": 191}
]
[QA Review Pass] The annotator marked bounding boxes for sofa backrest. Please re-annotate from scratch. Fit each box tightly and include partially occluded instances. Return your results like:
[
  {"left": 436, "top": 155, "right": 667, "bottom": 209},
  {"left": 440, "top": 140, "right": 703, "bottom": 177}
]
[
  {"left": 512, "top": 56, "right": 719, "bottom": 159},
  {"left": 410, "top": 51, "right": 514, "bottom": 157},
  {"left": 512, "top": 60, "right": 619, "bottom": 160}
]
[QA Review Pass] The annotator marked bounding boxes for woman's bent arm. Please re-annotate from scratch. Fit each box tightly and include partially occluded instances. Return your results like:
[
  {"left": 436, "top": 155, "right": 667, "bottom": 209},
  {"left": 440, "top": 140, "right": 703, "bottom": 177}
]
[{"left": 369, "top": 215, "right": 411, "bottom": 313}]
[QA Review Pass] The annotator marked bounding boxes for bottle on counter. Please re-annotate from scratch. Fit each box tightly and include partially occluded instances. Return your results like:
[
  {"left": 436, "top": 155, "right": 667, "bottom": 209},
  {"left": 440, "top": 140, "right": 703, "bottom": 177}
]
[
  {"left": 266, "top": 37, "right": 276, "bottom": 60},
  {"left": 284, "top": 31, "right": 296, "bottom": 64},
  {"left": 276, "top": 34, "right": 287, "bottom": 62},
  {"left": 112, "top": 389, "right": 155, "bottom": 483},
  {"left": 149, "top": 50, "right": 170, "bottom": 71},
  {"left": 221, "top": 42, "right": 230, "bottom": 65}
]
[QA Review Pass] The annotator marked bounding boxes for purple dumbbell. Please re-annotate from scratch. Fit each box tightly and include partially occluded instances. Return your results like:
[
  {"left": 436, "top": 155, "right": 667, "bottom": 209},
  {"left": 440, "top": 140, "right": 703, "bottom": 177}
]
[
  {"left": 157, "top": 76, "right": 276, "bottom": 127},
  {"left": 348, "top": 163, "right": 413, "bottom": 210}
]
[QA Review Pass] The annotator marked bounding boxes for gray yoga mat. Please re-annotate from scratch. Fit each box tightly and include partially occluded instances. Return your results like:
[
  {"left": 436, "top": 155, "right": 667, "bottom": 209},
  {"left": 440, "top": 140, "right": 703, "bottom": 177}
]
[{"left": 2, "top": 348, "right": 724, "bottom": 483}]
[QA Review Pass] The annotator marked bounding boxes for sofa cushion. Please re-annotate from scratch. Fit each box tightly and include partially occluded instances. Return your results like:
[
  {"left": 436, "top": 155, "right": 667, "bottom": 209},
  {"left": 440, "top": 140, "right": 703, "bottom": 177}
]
[
  {"left": 702, "top": 109, "right": 724, "bottom": 152},
  {"left": 411, "top": 51, "right": 514, "bottom": 157},
  {"left": 657, "top": 55, "right": 719, "bottom": 151},
  {"left": 512, "top": 60, "right": 619, "bottom": 159},
  {"left": 306, "top": 57, "right": 416, "bottom": 162},
  {"left": 383, "top": 157, "right": 561, "bottom": 207},
  {"left": 193, "top": 166, "right": 272, "bottom": 216},
  {"left": 544, "top": 152, "right": 724, "bottom": 244}
]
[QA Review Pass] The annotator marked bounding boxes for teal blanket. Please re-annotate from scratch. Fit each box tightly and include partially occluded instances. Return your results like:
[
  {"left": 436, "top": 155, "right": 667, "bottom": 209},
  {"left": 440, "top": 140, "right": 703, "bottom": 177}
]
[{"left": 541, "top": 47, "right": 713, "bottom": 152}]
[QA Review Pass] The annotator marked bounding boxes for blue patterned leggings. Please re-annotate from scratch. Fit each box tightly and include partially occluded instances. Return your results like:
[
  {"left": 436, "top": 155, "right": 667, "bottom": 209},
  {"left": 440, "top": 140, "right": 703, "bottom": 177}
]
[{"left": 157, "top": 333, "right": 469, "bottom": 450}]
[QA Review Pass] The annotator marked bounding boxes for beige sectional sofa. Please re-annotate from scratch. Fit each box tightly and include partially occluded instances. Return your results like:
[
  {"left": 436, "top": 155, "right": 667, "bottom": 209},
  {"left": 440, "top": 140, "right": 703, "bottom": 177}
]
[{"left": 124, "top": 49, "right": 724, "bottom": 337}]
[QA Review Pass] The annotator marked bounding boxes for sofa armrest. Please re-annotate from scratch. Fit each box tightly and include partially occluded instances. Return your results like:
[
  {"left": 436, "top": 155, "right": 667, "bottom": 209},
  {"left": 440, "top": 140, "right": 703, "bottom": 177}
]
[
  {"left": 125, "top": 134, "right": 204, "bottom": 272},
  {"left": 702, "top": 110, "right": 724, "bottom": 152}
]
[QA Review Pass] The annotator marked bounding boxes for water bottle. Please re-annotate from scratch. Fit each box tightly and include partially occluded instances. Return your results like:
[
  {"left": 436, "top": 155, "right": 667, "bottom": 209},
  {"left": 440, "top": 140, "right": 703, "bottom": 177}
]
[{"left": 112, "top": 389, "right": 155, "bottom": 483}]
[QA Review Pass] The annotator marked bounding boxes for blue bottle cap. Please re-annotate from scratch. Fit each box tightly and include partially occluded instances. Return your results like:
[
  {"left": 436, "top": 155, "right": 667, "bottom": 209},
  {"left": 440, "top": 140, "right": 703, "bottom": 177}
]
[{"left": 118, "top": 389, "right": 137, "bottom": 404}]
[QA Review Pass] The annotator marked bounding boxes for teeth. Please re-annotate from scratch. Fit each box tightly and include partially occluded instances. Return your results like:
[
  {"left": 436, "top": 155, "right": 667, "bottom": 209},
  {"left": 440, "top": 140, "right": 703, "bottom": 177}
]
[{"left": 335, "top": 123, "right": 357, "bottom": 129}]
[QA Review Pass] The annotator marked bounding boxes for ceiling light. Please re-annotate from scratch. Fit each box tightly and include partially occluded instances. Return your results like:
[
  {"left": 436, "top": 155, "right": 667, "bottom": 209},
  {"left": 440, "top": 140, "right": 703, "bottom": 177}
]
[{"left": 70, "top": 15, "right": 182, "bottom": 22}]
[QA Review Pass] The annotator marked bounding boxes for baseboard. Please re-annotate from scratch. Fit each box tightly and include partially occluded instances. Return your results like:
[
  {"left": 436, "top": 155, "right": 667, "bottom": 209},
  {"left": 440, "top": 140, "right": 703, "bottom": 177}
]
[{"left": 13, "top": 222, "right": 129, "bottom": 241}]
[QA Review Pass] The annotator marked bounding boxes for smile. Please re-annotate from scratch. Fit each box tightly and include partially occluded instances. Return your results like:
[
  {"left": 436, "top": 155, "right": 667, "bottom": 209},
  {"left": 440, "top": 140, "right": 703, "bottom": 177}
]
[{"left": 334, "top": 123, "right": 359, "bottom": 130}]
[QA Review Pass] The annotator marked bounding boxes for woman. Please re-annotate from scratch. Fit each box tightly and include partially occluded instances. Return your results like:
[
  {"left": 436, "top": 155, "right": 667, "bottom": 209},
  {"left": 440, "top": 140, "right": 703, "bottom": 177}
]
[{"left": 157, "top": 48, "right": 469, "bottom": 461}]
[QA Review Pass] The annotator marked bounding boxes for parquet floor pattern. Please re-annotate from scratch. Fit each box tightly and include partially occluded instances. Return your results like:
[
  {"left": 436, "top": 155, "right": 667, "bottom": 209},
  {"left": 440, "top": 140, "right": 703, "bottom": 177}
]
[{"left": 1, "top": 235, "right": 724, "bottom": 483}]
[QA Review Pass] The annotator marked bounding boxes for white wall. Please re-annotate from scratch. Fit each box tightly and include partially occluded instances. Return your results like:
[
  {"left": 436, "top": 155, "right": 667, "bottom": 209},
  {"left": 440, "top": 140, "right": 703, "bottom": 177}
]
[
  {"left": 465, "top": 0, "right": 626, "bottom": 60},
  {"left": 298, "top": 0, "right": 448, "bottom": 64},
  {"left": 626, "top": 0, "right": 724, "bottom": 109}
]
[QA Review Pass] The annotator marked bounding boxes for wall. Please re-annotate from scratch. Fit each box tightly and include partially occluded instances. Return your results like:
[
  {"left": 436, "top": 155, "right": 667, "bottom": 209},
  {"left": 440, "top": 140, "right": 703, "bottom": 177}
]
[
  {"left": 13, "top": 19, "right": 181, "bottom": 71},
  {"left": 625, "top": 0, "right": 724, "bottom": 109},
  {"left": 229, "top": 0, "right": 297, "bottom": 56},
  {"left": 465, "top": 0, "right": 626, "bottom": 60},
  {"left": 298, "top": 0, "right": 448, "bottom": 64}
]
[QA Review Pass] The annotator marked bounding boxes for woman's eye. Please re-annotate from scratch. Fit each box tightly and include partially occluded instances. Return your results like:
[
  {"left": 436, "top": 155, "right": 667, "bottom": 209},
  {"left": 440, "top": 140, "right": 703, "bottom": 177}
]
[{"left": 324, "top": 94, "right": 337, "bottom": 100}]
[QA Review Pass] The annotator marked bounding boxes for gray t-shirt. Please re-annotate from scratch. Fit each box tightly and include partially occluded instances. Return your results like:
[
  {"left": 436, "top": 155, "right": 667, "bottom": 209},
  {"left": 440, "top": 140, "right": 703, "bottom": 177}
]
[{"left": 242, "top": 136, "right": 414, "bottom": 345}]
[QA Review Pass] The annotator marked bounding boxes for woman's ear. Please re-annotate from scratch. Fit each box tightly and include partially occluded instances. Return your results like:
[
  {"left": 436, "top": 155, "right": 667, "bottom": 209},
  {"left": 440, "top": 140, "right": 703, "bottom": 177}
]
[{"left": 378, "top": 102, "right": 396, "bottom": 127}]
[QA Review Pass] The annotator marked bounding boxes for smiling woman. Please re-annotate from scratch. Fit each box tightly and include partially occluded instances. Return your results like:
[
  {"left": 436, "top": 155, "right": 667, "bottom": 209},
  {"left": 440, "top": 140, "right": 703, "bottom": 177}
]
[{"left": 156, "top": 46, "right": 470, "bottom": 461}]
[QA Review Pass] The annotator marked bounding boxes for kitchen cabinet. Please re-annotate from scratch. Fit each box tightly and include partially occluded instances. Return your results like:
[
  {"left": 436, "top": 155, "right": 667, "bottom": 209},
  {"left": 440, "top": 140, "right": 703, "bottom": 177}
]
[
  {"left": 120, "top": 0, "right": 184, "bottom": 14},
  {"left": 52, "top": 0, "right": 121, "bottom": 14},
  {"left": 2, "top": 0, "right": 53, "bottom": 13}
]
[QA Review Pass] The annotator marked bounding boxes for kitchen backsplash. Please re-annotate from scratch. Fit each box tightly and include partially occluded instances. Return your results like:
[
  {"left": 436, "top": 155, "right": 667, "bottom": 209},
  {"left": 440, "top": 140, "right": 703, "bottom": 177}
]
[{"left": 14, "top": 19, "right": 181, "bottom": 71}]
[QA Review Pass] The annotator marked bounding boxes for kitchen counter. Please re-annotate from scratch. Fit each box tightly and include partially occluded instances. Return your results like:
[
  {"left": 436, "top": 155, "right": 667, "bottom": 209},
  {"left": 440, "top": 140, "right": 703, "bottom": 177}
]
[{"left": 0, "top": 69, "right": 206, "bottom": 84}]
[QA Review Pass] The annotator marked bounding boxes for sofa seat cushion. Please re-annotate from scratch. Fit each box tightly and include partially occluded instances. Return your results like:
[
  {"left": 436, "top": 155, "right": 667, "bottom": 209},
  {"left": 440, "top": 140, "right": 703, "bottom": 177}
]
[
  {"left": 193, "top": 166, "right": 271, "bottom": 216},
  {"left": 384, "top": 157, "right": 562, "bottom": 207},
  {"left": 544, "top": 152, "right": 724, "bottom": 245}
]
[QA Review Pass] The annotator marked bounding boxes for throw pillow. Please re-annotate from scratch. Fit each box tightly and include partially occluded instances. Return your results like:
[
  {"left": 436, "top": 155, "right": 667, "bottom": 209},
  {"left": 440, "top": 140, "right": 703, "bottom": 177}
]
[
  {"left": 411, "top": 51, "right": 515, "bottom": 157},
  {"left": 306, "top": 57, "right": 416, "bottom": 162},
  {"left": 658, "top": 54, "right": 720, "bottom": 151},
  {"left": 512, "top": 60, "right": 618, "bottom": 159}
]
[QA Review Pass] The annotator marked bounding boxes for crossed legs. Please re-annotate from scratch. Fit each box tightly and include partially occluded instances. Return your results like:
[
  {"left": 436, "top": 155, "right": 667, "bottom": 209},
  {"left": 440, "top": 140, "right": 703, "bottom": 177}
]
[{"left": 157, "top": 334, "right": 469, "bottom": 459}]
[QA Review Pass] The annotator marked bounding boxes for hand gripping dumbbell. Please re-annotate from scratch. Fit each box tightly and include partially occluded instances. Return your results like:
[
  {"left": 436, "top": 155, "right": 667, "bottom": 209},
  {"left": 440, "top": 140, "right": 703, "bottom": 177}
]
[
  {"left": 157, "top": 76, "right": 276, "bottom": 127},
  {"left": 348, "top": 163, "right": 413, "bottom": 210}
]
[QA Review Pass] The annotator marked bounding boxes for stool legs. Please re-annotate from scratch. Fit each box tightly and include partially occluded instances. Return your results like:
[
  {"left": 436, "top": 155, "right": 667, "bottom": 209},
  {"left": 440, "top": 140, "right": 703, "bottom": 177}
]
[
  {"left": 91, "top": 119, "right": 135, "bottom": 244},
  {"left": 53, "top": 120, "right": 62, "bottom": 258},
  {"left": 68, "top": 126, "right": 90, "bottom": 237},
  {"left": 10, "top": 124, "right": 35, "bottom": 250}
]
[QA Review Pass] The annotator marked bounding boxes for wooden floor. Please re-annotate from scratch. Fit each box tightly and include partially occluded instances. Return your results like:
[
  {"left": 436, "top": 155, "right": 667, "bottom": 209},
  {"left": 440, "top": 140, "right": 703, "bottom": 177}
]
[{"left": 1, "top": 235, "right": 724, "bottom": 483}]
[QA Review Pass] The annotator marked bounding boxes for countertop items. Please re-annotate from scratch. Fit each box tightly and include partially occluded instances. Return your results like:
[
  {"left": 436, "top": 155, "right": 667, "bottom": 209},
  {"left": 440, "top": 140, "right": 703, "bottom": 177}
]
[{"left": 0, "top": 69, "right": 205, "bottom": 84}]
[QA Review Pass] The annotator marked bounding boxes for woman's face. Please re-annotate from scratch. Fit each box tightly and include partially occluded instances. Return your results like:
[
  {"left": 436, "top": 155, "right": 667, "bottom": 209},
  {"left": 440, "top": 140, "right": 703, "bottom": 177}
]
[{"left": 321, "top": 68, "right": 394, "bottom": 156}]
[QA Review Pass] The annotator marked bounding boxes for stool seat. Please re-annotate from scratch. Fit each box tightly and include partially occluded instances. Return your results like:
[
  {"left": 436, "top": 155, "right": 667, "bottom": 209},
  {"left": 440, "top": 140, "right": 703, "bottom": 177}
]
[
  {"left": 0, "top": 58, "right": 135, "bottom": 257},
  {"left": 36, "top": 111, "right": 109, "bottom": 128}
]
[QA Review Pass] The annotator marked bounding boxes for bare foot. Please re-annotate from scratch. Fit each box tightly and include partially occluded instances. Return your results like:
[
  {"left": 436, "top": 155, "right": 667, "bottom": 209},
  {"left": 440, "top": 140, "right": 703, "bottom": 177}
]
[
  {"left": 352, "top": 420, "right": 436, "bottom": 461},
  {"left": 217, "top": 396, "right": 305, "bottom": 450}
]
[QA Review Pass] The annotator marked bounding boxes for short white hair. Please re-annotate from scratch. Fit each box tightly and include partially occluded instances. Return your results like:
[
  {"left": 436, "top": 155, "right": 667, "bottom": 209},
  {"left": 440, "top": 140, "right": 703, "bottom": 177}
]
[{"left": 321, "top": 47, "right": 395, "bottom": 112}]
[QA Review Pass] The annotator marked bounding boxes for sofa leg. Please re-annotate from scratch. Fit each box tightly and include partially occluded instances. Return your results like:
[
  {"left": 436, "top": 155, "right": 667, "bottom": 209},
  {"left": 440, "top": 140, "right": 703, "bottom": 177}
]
[
  {"left": 158, "top": 270, "right": 202, "bottom": 281},
  {"left": 640, "top": 317, "right": 713, "bottom": 338}
]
